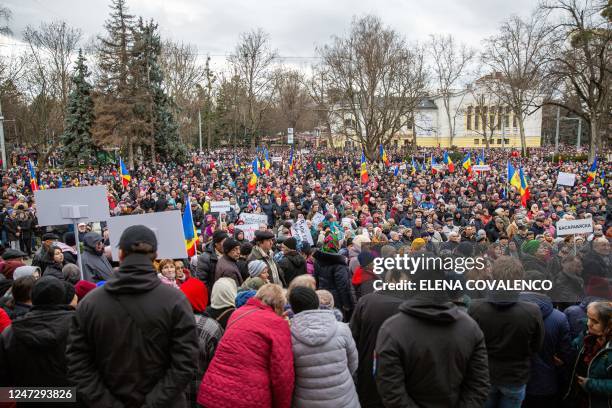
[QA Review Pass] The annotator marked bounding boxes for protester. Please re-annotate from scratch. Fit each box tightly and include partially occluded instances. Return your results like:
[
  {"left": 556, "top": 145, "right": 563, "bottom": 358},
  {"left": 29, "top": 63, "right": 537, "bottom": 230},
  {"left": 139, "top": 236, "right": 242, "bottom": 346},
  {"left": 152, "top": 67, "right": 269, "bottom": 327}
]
[
  {"left": 197, "top": 284, "right": 294, "bottom": 408},
  {"left": 42, "top": 246, "right": 66, "bottom": 279},
  {"left": 81, "top": 232, "right": 113, "bottom": 283},
  {"left": 157, "top": 258, "right": 180, "bottom": 289},
  {"left": 4, "top": 275, "right": 35, "bottom": 319},
  {"left": 31, "top": 233, "right": 58, "bottom": 273},
  {"left": 205, "top": 277, "right": 237, "bottom": 329},
  {"left": 277, "top": 237, "right": 307, "bottom": 285},
  {"left": 248, "top": 230, "right": 286, "bottom": 286},
  {"left": 289, "top": 286, "right": 359, "bottom": 407},
  {"left": 66, "top": 225, "right": 198, "bottom": 407},
  {"left": 214, "top": 238, "right": 243, "bottom": 286},
  {"left": 197, "top": 230, "right": 227, "bottom": 290}
]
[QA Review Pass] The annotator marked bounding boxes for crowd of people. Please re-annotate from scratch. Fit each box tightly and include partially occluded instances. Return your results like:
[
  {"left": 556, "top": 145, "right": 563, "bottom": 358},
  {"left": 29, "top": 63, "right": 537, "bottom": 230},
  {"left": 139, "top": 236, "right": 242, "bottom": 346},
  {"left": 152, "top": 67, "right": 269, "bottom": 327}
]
[{"left": 0, "top": 144, "right": 609, "bottom": 407}]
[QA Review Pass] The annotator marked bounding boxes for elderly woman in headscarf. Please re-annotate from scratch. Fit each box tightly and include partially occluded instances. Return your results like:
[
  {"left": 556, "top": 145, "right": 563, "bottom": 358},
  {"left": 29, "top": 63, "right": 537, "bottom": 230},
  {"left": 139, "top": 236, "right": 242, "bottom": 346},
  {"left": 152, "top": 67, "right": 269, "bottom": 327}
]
[{"left": 204, "top": 277, "right": 237, "bottom": 329}]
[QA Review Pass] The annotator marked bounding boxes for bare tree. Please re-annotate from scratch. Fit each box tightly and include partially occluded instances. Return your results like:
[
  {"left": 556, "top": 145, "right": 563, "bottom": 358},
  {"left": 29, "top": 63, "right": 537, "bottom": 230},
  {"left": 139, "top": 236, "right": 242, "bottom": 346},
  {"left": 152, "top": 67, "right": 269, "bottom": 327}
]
[
  {"left": 229, "top": 28, "right": 277, "bottom": 147},
  {"left": 541, "top": 0, "right": 611, "bottom": 160},
  {"left": 317, "top": 15, "right": 428, "bottom": 159},
  {"left": 306, "top": 66, "right": 338, "bottom": 147},
  {"left": 0, "top": 5, "right": 12, "bottom": 36},
  {"left": 271, "top": 67, "right": 311, "bottom": 131},
  {"left": 481, "top": 12, "right": 557, "bottom": 156},
  {"left": 428, "top": 34, "right": 476, "bottom": 146},
  {"left": 22, "top": 21, "right": 81, "bottom": 165},
  {"left": 469, "top": 80, "right": 506, "bottom": 149}
]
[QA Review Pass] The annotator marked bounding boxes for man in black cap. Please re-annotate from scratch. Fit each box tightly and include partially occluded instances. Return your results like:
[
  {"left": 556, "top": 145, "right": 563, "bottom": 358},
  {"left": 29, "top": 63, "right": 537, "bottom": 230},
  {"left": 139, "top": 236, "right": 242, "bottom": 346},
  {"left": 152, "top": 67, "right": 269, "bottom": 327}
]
[
  {"left": 67, "top": 225, "right": 198, "bottom": 408},
  {"left": 1, "top": 248, "right": 27, "bottom": 279},
  {"left": 31, "top": 233, "right": 59, "bottom": 273},
  {"left": 277, "top": 237, "right": 306, "bottom": 286},
  {"left": 0, "top": 276, "right": 76, "bottom": 393},
  {"left": 196, "top": 230, "right": 228, "bottom": 290},
  {"left": 214, "top": 238, "right": 242, "bottom": 286},
  {"left": 247, "top": 230, "right": 286, "bottom": 287}
]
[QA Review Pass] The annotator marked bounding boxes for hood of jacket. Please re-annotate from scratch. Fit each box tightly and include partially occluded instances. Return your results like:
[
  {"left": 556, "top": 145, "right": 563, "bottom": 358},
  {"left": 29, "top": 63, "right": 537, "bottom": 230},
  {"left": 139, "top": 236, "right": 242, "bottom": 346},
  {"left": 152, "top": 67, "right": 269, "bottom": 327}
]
[
  {"left": 519, "top": 291, "right": 553, "bottom": 318},
  {"left": 291, "top": 309, "right": 338, "bottom": 346},
  {"left": 11, "top": 308, "right": 73, "bottom": 348},
  {"left": 103, "top": 253, "right": 160, "bottom": 295},
  {"left": 313, "top": 250, "right": 346, "bottom": 266},
  {"left": 284, "top": 251, "right": 305, "bottom": 269},
  {"left": 399, "top": 297, "right": 461, "bottom": 324},
  {"left": 83, "top": 232, "right": 103, "bottom": 250}
]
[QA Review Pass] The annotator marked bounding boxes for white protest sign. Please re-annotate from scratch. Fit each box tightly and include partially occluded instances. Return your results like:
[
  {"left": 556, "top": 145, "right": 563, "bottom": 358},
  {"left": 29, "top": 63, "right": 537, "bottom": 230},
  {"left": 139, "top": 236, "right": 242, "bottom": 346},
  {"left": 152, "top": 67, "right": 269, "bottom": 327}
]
[
  {"left": 210, "top": 200, "right": 231, "bottom": 213},
  {"left": 291, "top": 219, "right": 314, "bottom": 246},
  {"left": 300, "top": 149, "right": 310, "bottom": 154},
  {"left": 272, "top": 156, "right": 282, "bottom": 163},
  {"left": 311, "top": 212, "right": 325, "bottom": 227},
  {"left": 472, "top": 165, "right": 491, "bottom": 171},
  {"left": 432, "top": 164, "right": 445, "bottom": 171},
  {"left": 556, "top": 218, "right": 593, "bottom": 236},
  {"left": 399, "top": 164, "right": 407, "bottom": 170},
  {"left": 235, "top": 224, "right": 259, "bottom": 241},
  {"left": 288, "top": 128, "right": 294, "bottom": 144},
  {"left": 556, "top": 172, "right": 576, "bottom": 186},
  {"left": 239, "top": 212, "right": 268, "bottom": 225}
]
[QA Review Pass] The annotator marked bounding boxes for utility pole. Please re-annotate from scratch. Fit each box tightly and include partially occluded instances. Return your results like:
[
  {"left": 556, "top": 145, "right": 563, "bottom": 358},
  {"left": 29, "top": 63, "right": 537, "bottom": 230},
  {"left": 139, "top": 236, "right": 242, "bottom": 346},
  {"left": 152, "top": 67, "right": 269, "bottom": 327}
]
[
  {"left": 198, "top": 109, "right": 202, "bottom": 152},
  {"left": 554, "top": 106, "right": 560, "bottom": 155},
  {"left": 0, "top": 100, "right": 6, "bottom": 170}
]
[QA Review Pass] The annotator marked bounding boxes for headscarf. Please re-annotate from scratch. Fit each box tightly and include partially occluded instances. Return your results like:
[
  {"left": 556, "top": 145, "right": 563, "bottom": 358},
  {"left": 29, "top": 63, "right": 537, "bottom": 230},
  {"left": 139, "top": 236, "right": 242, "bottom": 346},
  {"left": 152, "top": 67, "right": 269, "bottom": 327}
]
[
  {"left": 322, "top": 233, "right": 339, "bottom": 253},
  {"left": 180, "top": 278, "right": 208, "bottom": 313},
  {"left": 210, "top": 277, "right": 237, "bottom": 309},
  {"left": 521, "top": 239, "right": 541, "bottom": 255}
]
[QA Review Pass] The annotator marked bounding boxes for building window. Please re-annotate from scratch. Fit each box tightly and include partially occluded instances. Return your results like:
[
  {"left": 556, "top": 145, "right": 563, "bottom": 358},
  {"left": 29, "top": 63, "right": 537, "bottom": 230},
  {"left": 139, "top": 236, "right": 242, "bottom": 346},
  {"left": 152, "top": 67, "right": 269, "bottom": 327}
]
[
  {"left": 467, "top": 106, "right": 472, "bottom": 130},
  {"left": 497, "top": 107, "right": 503, "bottom": 130},
  {"left": 505, "top": 106, "right": 511, "bottom": 128},
  {"left": 504, "top": 138, "right": 510, "bottom": 145},
  {"left": 497, "top": 139, "right": 502, "bottom": 145},
  {"left": 489, "top": 138, "right": 494, "bottom": 144},
  {"left": 490, "top": 106, "right": 497, "bottom": 131},
  {"left": 512, "top": 112, "right": 517, "bottom": 128},
  {"left": 474, "top": 107, "right": 480, "bottom": 130},
  {"left": 482, "top": 139, "right": 487, "bottom": 145},
  {"left": 482, "top": 107, "right": 488, "bottom": 129},
  {"left": 474, "top": 139, "right": 479, "bottom": 145}
]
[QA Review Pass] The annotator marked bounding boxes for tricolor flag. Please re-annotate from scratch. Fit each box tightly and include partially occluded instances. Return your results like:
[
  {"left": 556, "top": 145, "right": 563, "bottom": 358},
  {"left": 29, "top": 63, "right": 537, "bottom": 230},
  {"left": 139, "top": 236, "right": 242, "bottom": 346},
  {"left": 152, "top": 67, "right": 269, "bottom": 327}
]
[
  {"left": 411, "top": 157, "right": 417, "bottom": 176},
  {"left": 600, "top": 169, "right": 605, "bottom": 187},
  {"left": 443, "top": 151, "right": 455, "bottom": 173},
  {"left": 182, "top": 195, "right": 198, "bottom": 257},
  {"left": 119, "top": 157, "right": 131, "bottom": 188},
  {"left": 288, "top": 146, "right": 294, "bottom": 177},
  {"left": 264, "top": 148, "right": 271, "bottom": 175},
  {"left": 380, "top": 144, "right": 390, "bottom": 166},
  {"left": 431, "top": 155, "right": 438, "bottom": 174},
  {"left": 393, "top": 165, "right": 399, "bottom": 177},
  {"left": 28, "top": 160, "right": 38, "bottom": 191},
  {"left": 360, "top": 152, "right": 369, "bottom": 184},
  {"left": 519, "top": 167, "right": 530, "bottom": 207},
  {"left": 586, "top": 158, "right": 597, "bottom": 183},
  {"left": 462, "top": 152, "right": 472, "bottom": 177},
  {"left": 248, "top": 158, "right": 260, "bottom": 194},
  {"left": 477, "top": 149, "right": 485, "bottom": 165},
  {"left": 508, "top": 162, "right": 521, "bottom": 190}
]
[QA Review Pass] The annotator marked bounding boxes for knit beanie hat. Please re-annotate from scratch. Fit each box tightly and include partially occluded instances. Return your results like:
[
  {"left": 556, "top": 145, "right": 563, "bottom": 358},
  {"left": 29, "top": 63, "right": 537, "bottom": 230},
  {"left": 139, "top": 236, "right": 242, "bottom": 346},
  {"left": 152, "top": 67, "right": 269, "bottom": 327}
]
[
  {"left": 358, "top": 251, "right": 376, "bottom": 267},
  {"left": 289, "top": 286, "right": 320, "bottom": 315},
  {"left": 283, "top": 237, "right": 297, "bottom": 251},
  {"left": 212, "top": 230, "right": 228, "bottom": 245},
  {"left": 63, "top": 232, "right": 76, "bottom": 247},
  {"left": 243, "top": 276, "right": 265, "bottom": 291},
  {"left": 32, "top": 276, "right": 66, "bottom": 306},
  {"left": 222, "top": 238, "right": 240, "bottom": 255},
  {"left": 521, "top": 239, "right": 541, "bottom": 255},
  {"left": 235, "top": 289, "right": 257, "bottom": 308},
  {"left": 411, "top": 238, "right": 426, "bottom": 251},
  {"left": 74, "top": 280, "right": 96, "bottom": 301},
  {"left": 180, "top": 278, "right": 208, "bottom": 313},
  {"left": 585, "top": 276, "right": 612, "bottom": 299},
  {"left": 248, "top": 260, "right": 267, "bottom": 278}
]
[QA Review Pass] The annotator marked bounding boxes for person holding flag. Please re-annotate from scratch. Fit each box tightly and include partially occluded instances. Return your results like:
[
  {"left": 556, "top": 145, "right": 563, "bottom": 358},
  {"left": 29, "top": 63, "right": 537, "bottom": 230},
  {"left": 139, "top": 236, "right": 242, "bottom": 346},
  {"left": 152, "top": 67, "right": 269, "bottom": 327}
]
[
  {"left": 586, "top": 157, "right": 597, "bottom": 183},
  {"left": 508, "top": 162, "right": 521, "bottom": 191},
  {"left": 263, "top": 148, "right": 271, "bottom": 175},
  {"left": 288, "top": 146, "right": 294, "bottom": 177},
  {"left": 519, "top": 166, "right": 530, "bottom": 207},
  {"left": 443, "top": 151, "right": 455, "bottom": 173},
  {"left": 380, "top": 144, "right": 390, "bottom": 166},
  {"left": 462, "top": 152, "right": 472, "bottom": 178},
  {"left": 360, "top": 152, "right": 369, "bottom": 184},
  {"left": 248, "top": 158, "right": 260, "bottom": 194},
  {"left": 431, "top": 154, "right": 438, "bottom": 174},
  {"left": 411, "top": 157, "right": 418, "bottom": 176},
  {"left": 183, "top": 195, "right": 199, "bottom": 258},
  {"left": 119, "top": 157, "right": 131, "bottom": 189},
  {"left": 27, "top": 160, "right": 38, "bottom": 191}
]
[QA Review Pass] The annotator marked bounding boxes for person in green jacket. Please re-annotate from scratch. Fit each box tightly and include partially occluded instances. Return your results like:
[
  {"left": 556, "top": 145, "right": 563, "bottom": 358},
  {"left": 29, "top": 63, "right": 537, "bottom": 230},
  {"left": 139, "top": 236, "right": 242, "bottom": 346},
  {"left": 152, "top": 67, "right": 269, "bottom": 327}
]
[{"left": 565, "top": 301, "right": 612, "bottom": 408}]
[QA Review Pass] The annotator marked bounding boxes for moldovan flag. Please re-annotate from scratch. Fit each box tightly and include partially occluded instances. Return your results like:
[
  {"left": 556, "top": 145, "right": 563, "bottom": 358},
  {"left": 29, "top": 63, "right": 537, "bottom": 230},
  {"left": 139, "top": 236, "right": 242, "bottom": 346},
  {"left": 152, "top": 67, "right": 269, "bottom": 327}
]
[
  {"left": 288, "top": 146, "right": 294, "bottom": 177},
  {"left": 431, "top": 155, "right": 438, "bottom": 174},
  {"left": 119, "top": 157, "right": 131, "bottom": 188},
  {"left": 360, "top": 152, "right": 369, "bottom": 184},
  {"left": 411, "top": 157, "right": 417, "bottom": 176},
  {"left": 443, "top": 151, "right": 455, "bottom": 173},
  {"left": 380, "top": 144, "right": 390, "bottom": 166},
  {"left": 600, "top": 169, "right": 606, "bottom": 187},
  {"left": 264, "top": 148, "right": 271, "bottom": 175},
  {"left": 508, "top": 162, "right": 521, "bottom": 190},
  {"left": 182, "top": 196, "right": 198, "bottom": 257},
  {"left": 28, "top": 160, "right": 38, "bottom": 191},
  {"left": 519, "top": 167, "right": 530, "bottom": 207},
  {"left": 248, "top": 158, "right": 260, "bottom": 194},
  {"left": 462, "top": 152, "right": 472, "bottom": 175},
  {"left": 586, "top": 158, "right": 597, "bottom": 183}
]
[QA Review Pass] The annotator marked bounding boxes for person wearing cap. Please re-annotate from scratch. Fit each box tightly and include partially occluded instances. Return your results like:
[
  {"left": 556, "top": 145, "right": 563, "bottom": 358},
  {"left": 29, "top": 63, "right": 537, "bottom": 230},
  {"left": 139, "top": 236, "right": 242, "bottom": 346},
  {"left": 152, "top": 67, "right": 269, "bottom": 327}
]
[
  {"left": 1, "top": 248, "right": 27, "bottom": 280},
  {"left": 77, "top": 223, "right": 88, "bottom": 242},
  {"left": 277, "top": 237, "right": 306, "bottom": 286},
  {"left": 81, "top": 232, "right": 113, "bottom": 283},
  {"left": 31, "top": 232, "right": 59, "bottom": 273},
  {"left": 214, "top": 238, "right": 243, "bottom": 287},
  {"left": 289, "top": 286, "right": 359, "bottom": 408},
  {"left": 196, "top": 230, "right": 228, "bottom": 291},
  {"left": 66, "top": 225, "right": 198, "bottom": 407},
  {"left": 0, "top": 276, "right": 76, "bottom": 392},
  {"left": 248, "top": 230, "right": 286, "bottom": 287}
]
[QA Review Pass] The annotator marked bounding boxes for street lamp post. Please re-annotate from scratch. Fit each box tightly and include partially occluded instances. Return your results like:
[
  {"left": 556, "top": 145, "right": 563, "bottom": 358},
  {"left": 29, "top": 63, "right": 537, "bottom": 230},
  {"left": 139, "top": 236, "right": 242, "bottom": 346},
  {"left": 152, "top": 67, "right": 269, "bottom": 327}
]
[{"left": 0, "top": 100, "right": 6, "bottom": 170}]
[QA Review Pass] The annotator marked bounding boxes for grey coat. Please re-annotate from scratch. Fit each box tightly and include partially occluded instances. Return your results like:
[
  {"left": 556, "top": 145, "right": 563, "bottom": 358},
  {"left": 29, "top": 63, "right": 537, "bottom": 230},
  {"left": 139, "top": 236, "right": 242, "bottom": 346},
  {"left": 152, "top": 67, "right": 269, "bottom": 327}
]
[
  {"left": 290, "top": 309, "right": 360, "bottom": 408},
  {"left": 81, "top": 233, "right": 113, "bottom": 283}
]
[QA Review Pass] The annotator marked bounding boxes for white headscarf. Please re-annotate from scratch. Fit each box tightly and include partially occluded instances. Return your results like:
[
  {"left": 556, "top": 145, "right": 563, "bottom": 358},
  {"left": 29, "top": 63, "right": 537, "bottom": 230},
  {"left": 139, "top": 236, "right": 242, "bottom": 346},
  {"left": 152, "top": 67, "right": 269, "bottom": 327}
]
[{"left": 210, "top": 277, "right": 237, "bottom": 309}]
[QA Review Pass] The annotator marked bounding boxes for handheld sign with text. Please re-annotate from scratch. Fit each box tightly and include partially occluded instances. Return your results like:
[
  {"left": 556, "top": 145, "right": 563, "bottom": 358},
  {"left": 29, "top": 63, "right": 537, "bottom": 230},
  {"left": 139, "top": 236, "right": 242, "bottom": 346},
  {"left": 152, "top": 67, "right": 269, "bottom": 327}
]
[
  {"left": 556, "top": 218, "right": 593, "bottom": 236},
  {"left": 311, "top": 212, "right": 325, "bottom": 227},
  {"left": 472, "top": 165, "right": 491, "bottom": 171},
  {"left": 239, "top": 212, "right": 268, "bottom": 225},
  {"left": 235, "top": 224, "right": 259, "bottom": 241},
  {"left": 291, "top": 219, "right": 314, "bottom": 246},
  {"left": 210, "top": 201, "right": 231, "bottom": 213},
  {"left": 556, "top": 172, "right": 576, "bottom": 187}
]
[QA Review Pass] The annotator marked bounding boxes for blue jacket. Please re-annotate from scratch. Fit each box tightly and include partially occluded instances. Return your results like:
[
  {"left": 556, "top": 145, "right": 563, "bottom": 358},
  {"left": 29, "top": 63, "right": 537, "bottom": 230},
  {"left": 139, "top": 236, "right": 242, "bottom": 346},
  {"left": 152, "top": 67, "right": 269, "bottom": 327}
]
[
  {"left": 519, "top": 292, "right": 573, "bottom": 396},
  {"left": 565, "top": 297, "right": 604, "bottom": 341}
]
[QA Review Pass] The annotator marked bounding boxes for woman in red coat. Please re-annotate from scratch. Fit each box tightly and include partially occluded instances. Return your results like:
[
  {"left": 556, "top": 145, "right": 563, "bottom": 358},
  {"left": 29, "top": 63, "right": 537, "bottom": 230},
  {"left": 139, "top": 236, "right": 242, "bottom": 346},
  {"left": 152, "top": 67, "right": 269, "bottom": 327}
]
[{"left": 197, "top": 284, "right": 294, "bottom": 408}]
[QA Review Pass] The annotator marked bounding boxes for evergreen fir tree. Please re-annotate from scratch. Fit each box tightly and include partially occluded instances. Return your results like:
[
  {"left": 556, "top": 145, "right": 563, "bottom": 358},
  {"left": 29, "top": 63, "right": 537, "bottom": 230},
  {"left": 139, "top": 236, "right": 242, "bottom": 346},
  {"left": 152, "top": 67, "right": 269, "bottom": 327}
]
[{"left": 61, "top": 49, "right": 95, "bottom": 168}]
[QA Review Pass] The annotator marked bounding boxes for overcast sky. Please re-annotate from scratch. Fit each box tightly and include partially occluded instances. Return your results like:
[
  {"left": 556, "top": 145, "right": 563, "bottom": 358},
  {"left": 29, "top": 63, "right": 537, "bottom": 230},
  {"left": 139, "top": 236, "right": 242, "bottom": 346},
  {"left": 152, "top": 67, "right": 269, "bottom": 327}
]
[{"left": 2, "top": 0, "right": 536, "bottom": 70}]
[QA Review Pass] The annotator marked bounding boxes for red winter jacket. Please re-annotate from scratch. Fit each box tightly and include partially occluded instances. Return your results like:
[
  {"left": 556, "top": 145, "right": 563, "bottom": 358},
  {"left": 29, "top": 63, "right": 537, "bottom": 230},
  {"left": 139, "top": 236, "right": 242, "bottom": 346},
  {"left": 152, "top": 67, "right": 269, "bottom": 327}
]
[{"left": 197, "top": 297, "right": 294, "bottom": 408}]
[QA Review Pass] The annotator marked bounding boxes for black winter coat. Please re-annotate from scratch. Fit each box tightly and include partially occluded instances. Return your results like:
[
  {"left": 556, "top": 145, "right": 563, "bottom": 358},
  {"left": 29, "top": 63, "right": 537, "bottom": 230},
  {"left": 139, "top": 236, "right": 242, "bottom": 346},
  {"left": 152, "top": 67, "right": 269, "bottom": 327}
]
[
  {"left": 277, "top": 250, "right": 306, "bottom": 285},
  {"left": 66, "top": 254, "right": 198, "bottom": 408},
  {"left": 43, "top": 262, "right": 64, "bottom": 279},
  {"left": 376, "top": 297, "right": 490, "bottom": 408},
  {"left": 313, "top": 251, "right": 354, "bottom": 312},
  {"left": 196, "top": 242, "right": 219, "bottom": 291},
  {"left": 350, "top": 291, "right": 405, "bottom": 408},
  {"left": 0, "top": 307, "right": 74, "bottom": 390}
]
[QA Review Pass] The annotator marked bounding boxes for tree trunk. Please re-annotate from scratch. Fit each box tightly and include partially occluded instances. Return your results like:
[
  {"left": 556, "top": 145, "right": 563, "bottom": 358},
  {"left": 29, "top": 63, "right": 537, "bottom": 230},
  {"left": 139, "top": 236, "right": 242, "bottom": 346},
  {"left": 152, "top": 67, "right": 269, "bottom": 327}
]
[
  {"left": 589, "top": 120, "right": 598, "bottom": 162},
  {"left": 518, "top": 117, "right": 527, "bottom": 157},
  {"left": 128, "top": 137, "right": 134, "bottom": 169},
  {"left": 151, "top": 142, "right": 156, "bottom": 165},
  {"left": 444, "top": 97, "right": 453, "bottom": 146}
]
